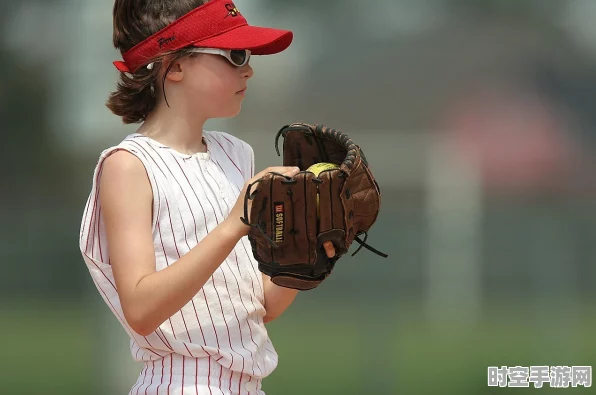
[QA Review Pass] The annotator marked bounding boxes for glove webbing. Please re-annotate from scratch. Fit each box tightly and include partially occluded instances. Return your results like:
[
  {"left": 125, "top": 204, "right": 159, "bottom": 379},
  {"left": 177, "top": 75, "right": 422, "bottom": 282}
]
[{"left": 275, "top": 124, "right": 361, "bottom": 175}]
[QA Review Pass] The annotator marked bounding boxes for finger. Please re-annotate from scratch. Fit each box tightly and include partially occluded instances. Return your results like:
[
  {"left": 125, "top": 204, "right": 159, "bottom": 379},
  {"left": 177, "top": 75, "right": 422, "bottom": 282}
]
[
  {"left": 281, "top": 167, "right": 300, "bottom": 177},
  {"left": 254, "top": 166, "right": 299, "bottom": 179},
  {"left": 323, "top": 241, "right": 336, "bottom": 258}
]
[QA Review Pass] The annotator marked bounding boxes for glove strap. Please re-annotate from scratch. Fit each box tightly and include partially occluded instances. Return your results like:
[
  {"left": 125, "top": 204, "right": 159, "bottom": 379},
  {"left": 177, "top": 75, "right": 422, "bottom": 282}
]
[
  {"left": 352, "top": 232, "right": 389, "bottom": 258},
  {"left": 240, "top": 180, "right": 258, "bottom": 227}
]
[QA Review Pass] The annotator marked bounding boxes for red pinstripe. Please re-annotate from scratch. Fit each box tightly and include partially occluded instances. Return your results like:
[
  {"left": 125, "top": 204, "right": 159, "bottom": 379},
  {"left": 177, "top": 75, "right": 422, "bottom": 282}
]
[
  {"left": 205, "top": 356, "right": 211, "bottom": 395},
  {"left": 205, "top": 135, "right": 244, "bottom": 178},
  {"left": 97, "top": 206, "right": 104, "bottom": 261},
  {"left": 155, "top": 358, "right": 164, "bottom": 394},
  {"left": 81, "top": 195, "right": 92, "bottom": 242},
  {"left": 183, "top": 343, "right": 195, "bottom": 358},
  {"left": 84, "top": 161, "right": 102, "bottom": 255},
  {"left": 220, "top": 133, "right": 236, "bottom": 148},
  {"left": 168, "top": 353, "right": 173, "bottom": 394},
  {"left": 130, "top": 378, "right": 141, "bottom": 394},
  {"left": 155, "top": 329, "right": 174, "bottom": 351},
  {"left": 218, "top": 359, "right": 224, "bottom": 393},
  {"left": 136, "top": 364, "right": 148, "bottom": 395},
  {"left": 146, "top": 361, "right": 154, "bottom": 395}
]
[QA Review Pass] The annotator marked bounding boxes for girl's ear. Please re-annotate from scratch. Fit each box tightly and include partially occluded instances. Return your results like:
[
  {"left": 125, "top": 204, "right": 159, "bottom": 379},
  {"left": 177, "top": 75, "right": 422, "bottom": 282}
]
[{"left": 165, "top": 61, "right": 184, "bottom": 82}]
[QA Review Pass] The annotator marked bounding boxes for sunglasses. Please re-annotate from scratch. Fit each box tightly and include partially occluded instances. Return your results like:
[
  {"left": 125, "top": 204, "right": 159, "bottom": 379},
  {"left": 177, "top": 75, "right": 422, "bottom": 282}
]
[
  {"left": 146, "top": 48, "right": 251, "bottom": 70},
  {"left": 188, "top": 48, "right": 252, "bottom": 67}
]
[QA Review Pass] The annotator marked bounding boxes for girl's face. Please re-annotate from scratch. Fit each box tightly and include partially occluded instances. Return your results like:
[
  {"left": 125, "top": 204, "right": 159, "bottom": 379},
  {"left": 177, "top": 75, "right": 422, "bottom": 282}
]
[{"left": 171, "top": 51, "right": 254, "bottom": 119}]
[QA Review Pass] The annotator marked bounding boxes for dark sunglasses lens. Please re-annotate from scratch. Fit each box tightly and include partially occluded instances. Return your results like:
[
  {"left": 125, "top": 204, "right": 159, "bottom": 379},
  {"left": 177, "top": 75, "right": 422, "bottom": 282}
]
[{"left": 230, "top": 50, "right": 247, "bottom": 66}]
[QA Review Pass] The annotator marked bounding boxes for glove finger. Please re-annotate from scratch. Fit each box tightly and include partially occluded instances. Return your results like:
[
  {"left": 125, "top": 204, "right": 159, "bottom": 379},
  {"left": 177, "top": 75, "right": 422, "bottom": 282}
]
[
  {"left": 271, "top": 172, "right": 318, "bottom": 266},
  {"left": 269, "top": 174, "right": 297, "bottom": 264},
  {"left": 317, "top": 168, "right": 346, "bottom": 233},
  {"left": 316, "top": 168, "right": 350, "bottom": 257}
]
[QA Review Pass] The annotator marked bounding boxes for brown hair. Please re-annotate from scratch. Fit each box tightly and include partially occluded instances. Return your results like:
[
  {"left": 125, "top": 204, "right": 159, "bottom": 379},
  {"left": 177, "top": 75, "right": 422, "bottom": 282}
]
[{"left": 106, "top": 0, "right": 209, "bottom": 124}]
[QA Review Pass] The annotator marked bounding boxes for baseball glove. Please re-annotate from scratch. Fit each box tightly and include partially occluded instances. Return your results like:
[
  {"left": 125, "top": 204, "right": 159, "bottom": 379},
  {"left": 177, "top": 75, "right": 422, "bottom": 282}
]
[{"left": 240, "top": 123, "right": 387, "bottom": 290}]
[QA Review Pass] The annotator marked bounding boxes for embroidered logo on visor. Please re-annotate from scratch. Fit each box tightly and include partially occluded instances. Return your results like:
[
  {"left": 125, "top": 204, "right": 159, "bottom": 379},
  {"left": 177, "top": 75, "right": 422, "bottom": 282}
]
[
  {"left": 225, "top": 3, "right": 240, "bottom": 18},
  {"left": 157, "top": 35, "right": 176, "bottom": 48}
]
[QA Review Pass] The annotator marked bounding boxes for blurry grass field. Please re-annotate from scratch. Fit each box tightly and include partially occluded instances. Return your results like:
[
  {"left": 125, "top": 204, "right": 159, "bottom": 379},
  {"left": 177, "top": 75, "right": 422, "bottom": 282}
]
[
  {"left": 1, "top": 298, "right": 594, "bottom": 395},
  {"left": 0, "top": 299, "right": 94, "bottom": 395},
  {"left": 265, "top": 301, "right": 595, "bottom": 395}
]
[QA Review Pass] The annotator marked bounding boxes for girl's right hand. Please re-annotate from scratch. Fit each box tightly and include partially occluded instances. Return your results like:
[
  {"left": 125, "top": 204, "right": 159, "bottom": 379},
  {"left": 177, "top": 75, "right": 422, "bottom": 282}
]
[{"left": 226, "top": 166, "right": 300, "bottom": 238}]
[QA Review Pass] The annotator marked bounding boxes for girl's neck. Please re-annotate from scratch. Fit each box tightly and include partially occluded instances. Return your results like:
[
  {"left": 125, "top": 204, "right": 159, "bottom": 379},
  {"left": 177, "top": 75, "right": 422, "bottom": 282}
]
[{"left": 138, "top": 104, "right": 208, "bottom": 155}]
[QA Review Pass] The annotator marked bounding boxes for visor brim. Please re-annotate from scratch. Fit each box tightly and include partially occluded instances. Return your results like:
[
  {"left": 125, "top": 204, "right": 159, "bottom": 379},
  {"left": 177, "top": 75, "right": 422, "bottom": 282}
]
[{"left": 192, "top": 25, "right": 293, "bottom": 55}]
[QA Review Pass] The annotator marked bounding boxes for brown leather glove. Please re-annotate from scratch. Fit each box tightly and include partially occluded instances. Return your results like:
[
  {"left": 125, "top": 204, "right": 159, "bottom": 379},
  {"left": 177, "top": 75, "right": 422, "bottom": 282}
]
[{"left": 240, "top": 123, "right": 387, "bottom": 290}]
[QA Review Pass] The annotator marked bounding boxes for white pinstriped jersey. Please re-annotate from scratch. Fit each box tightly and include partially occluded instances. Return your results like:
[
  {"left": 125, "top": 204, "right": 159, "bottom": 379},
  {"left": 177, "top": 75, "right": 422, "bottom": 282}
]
[{"left": 79, "top": 131, "right": 277, "bottom": 394}]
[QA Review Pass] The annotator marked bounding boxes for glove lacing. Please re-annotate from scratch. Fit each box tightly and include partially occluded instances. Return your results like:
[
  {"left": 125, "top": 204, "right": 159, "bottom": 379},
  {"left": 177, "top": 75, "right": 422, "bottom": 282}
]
[
  {"left": 240, "top": 173, "right": 300, "bottom": 249},
  {"left": 240, "top": 179, "right": 279, "bottom": 248}
]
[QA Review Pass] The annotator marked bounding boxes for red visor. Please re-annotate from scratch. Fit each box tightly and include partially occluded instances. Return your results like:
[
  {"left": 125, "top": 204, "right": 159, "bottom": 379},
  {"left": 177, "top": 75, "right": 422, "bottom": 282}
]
[{"left": 113, "top": 0, "right": 293, "bottom": 73}]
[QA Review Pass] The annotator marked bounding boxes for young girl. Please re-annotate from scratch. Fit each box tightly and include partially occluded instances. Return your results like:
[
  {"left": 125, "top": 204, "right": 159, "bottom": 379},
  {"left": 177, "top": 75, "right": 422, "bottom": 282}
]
[{"left": 79, "top": 0, "right": 335, "bottom": 393}]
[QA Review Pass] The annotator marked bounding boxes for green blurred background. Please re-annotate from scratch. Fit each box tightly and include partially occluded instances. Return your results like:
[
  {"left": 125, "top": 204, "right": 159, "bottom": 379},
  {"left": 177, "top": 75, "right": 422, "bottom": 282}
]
[{"left": 1, "top": 0, "right": 595, "bottom": 394}]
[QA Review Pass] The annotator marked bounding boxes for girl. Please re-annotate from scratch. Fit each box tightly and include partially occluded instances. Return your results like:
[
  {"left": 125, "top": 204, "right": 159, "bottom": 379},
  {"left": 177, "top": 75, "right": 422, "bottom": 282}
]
[{"left": 79, "top": 0, "right": 335, "bottom": 394}]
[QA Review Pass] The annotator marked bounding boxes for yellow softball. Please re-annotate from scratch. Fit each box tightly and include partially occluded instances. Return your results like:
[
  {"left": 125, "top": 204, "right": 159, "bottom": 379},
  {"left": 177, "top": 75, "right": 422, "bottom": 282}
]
[
  {"left": 306, "top": 162, "right": 339, "bottom": 176},
  {"left": 306, "top": 162, "right": 339, "bottom": 218}
]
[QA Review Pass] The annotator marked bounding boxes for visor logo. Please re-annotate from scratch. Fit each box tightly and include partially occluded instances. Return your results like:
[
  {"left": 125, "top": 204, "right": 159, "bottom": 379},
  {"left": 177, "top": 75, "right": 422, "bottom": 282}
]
[
  {"left": 157, "top": 35, "right": 176, "bottom": 48},
  {"left": 225, "top": 3, "right": 240, "bottom": 18}
]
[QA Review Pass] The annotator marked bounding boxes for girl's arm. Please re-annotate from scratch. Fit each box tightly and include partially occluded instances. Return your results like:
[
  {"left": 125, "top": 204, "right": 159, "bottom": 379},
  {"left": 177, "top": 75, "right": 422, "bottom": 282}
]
[
  {"left": 261, "top": 248, "right": 336, "bottom": 323},
  {"left": 100, "top": 150, "right": 299, "bottom": 336},
  {"left": 100, "top": 150, "right": 245, "bottom": 336},
  {"left": 262, "top": 275, "right": 299, "bottom": 323}
]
